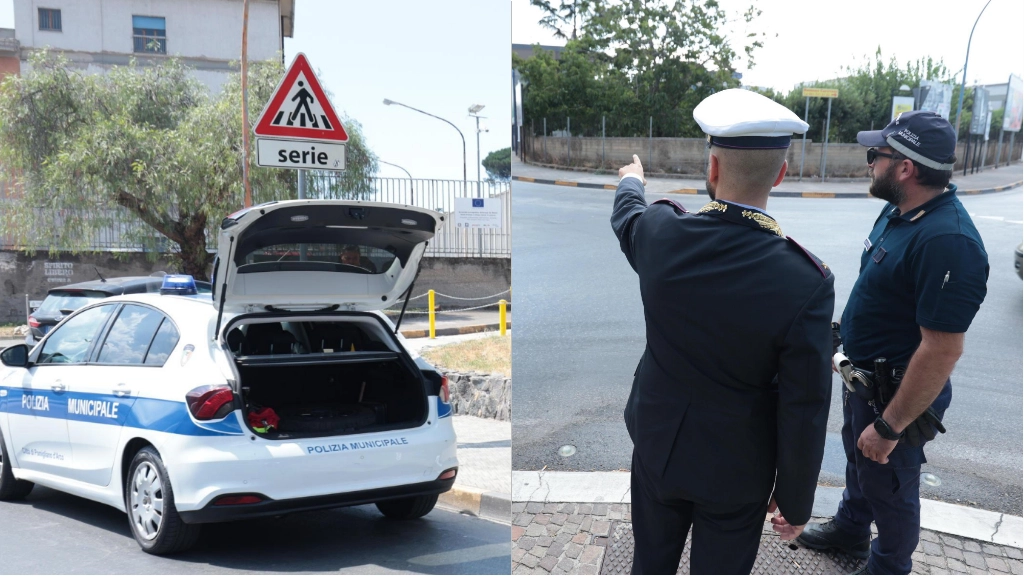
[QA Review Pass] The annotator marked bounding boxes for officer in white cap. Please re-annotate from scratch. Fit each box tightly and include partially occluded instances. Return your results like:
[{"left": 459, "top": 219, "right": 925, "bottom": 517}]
[{"left": 610, "top": 89, "right": 835, "bottom": 574}]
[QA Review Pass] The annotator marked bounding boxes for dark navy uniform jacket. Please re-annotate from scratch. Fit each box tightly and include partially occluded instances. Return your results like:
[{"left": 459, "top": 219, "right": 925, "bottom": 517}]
[{"left": 611, "top": 176, "right": 835, "bottom": 526}]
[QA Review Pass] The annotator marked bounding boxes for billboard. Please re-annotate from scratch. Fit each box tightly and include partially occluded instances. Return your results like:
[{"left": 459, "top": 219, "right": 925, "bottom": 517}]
[
  {"left": 891, "top": 96, "right": 914, "bottom": 121},
  {"left": 1002, "top": 74, "right": 1022, "bottom": 132},
  {"left": 918, "top": 81, "right": 954, "bottom": 120},
  {"left": 970, "top": 88, "right": 990, "bottom": 135}
]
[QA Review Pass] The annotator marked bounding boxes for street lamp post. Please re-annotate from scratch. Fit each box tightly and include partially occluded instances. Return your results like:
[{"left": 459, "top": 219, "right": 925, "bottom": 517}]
[
  {"left": 469, "top": 104, "right": 488, "bottom": 198},
  {"left": 383, "top": 99, "right": 466, "bottom": 186},
  {"left": 952, "top": 0, "right": 993, "bottom": 143},
  {"left": 379, "top": 160, "right": 414, "bottom": 205}
]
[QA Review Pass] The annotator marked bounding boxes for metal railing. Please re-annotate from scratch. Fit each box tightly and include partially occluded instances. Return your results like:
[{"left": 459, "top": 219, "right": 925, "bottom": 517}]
[{"left": 0, "top": 175, "right": 511, "bottom": 258}]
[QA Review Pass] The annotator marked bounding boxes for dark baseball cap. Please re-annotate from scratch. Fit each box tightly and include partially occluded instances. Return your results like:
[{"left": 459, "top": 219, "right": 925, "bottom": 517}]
[{"left": 856, "top": 110, "right": 956, "bottom": 170}]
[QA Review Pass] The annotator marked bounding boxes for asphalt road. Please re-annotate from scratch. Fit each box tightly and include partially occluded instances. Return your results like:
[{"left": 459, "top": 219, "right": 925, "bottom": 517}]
[
  {"left": 511, "top": 181, "right": 1023, "bottom": 516},
  {"left": 0, "top": 487, "right": 510, "bottom": 574}
]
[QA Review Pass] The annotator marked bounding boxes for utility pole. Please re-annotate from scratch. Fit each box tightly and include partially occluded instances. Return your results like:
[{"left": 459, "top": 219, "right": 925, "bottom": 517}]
[{"left": 241, "top": 0, "right": 252, "bottom": 207}]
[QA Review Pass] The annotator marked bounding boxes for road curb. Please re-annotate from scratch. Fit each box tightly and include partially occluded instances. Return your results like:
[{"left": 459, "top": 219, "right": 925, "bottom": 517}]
[
  {"left": 511, "top": 470, "right": 1023, "bottom": 547},
  {"left": 512, "top": 175, "right": 1024, "bottom": 198},
  {"left": 400, "top": 323, "right": 510, "bottom": 339},
  {"left": 438, "top": 484, "right": 511, "bottom": 523}
]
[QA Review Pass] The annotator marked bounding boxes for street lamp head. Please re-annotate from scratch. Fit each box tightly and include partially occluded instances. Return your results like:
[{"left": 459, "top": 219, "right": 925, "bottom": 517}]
[
  {"left": 899, "top": 84, "right": 911, "bottom": 92},
  {"left": 383, "top": 99, "right": 394, "bottom": 106},
  {"left": 468, "top": 104, "right": 485, "bottom": 114}
]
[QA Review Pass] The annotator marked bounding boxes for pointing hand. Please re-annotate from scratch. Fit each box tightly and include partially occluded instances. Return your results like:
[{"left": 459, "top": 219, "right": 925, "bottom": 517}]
[{"left": 619, "top": 154, "right": 646, "bottom": 185}]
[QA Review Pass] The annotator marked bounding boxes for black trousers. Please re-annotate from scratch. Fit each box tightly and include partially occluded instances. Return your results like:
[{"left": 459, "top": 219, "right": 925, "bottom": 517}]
[{"left": 630, "top": 451, "right": 769, "bottom": 575}]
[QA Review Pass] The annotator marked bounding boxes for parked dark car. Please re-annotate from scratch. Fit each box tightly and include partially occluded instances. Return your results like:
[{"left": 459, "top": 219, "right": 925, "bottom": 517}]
[{"left": 25, "top": 276, "right": 212, "bottom": 346}]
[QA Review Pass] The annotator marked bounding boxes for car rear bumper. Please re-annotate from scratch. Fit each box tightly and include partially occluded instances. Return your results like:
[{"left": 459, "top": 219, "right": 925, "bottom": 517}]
[{"left": 177, "top": 475, "right": 456, "bottom": 524}]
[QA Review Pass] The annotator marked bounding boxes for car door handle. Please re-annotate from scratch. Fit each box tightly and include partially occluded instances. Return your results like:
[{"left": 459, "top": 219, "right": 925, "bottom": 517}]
[
  {"left": 113, "top": 385, "right": 131, "bottom": 397},
  {"left": 51, "top": 381, "right": 66, "bottom": 393}
]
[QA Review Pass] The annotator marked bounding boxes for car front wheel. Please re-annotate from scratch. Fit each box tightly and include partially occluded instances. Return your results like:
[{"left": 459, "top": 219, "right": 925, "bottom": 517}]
[
  {"left": 375, "top": 494, "right": 438, "bottom": 520},
  {"left": 0, "top": 429, "right": 34, "bottom": 501},
  {"left": 125, "top": 447, "right": 201, "bottom": 554}
]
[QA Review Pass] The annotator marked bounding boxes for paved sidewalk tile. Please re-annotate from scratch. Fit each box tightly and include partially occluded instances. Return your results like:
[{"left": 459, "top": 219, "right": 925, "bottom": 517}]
[
  {"left": 510, "top": 502, "right": 1024, "bottom": 575},
  {"left": 452, "top": 415, "right": 510, "bottom": 495}
]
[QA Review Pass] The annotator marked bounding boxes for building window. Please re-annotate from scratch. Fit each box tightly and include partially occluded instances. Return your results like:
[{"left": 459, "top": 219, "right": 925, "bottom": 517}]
[
  {"left": 132, "top": 15, "right": 166, "bottom": 54},
  {"left": 38, "top": 8, "right": 61, "bottom": 31}
]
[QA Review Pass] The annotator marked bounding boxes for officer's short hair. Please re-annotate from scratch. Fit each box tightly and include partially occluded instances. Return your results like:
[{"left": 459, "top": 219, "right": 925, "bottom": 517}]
[
  {"left": 712, "top": 145, "right": 789, "bottom": 189},
  {"left": 892, "top": 151, "right": 953, "bottom": 190}
]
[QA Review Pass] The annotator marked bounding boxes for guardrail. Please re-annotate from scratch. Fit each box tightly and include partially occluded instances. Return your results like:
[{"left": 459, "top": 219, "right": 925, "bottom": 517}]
[{"left": 396, "top": 288, "right": 511, "bottom": 339}]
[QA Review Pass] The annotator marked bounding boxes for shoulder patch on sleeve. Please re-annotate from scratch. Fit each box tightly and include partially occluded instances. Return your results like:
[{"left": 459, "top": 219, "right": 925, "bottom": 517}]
[
  {"left": 786, "top": 235, "right": 829, "bottom": 278},
  {"left": 651, "top": 198, "right": 688, "bottom": 213}
]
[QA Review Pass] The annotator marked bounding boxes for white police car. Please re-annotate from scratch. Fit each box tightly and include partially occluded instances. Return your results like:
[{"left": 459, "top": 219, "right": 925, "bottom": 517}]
[{"left": 0, "top": 200, "right": 457, "bottom": 554}]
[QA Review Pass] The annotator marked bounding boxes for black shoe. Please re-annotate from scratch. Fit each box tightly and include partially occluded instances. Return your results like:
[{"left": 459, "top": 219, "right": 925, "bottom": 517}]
[
  {"left": 796, "top": 518, "right": 871, "bottom": 560},
  {"left": 850, "top": 556, "right": 873, "bottom": 574}
]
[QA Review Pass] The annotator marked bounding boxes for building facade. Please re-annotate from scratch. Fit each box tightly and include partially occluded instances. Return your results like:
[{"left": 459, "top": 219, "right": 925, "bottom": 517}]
[{"left": 14, "top": 0, "right": 293, "bottom": 93}]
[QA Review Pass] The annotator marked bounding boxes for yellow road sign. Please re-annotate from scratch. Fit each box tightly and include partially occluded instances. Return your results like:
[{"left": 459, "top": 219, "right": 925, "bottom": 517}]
[{"left": 802, "top": 88, "right": 839, "bottom": 98}]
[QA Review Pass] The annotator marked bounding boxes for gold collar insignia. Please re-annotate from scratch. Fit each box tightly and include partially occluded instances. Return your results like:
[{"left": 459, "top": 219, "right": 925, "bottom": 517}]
[
  {"left": 741, "top": 210, "right": 784, "bottom": 237},
  {"left": 697, "top": 201, "right": 728, "bottom": 214}
]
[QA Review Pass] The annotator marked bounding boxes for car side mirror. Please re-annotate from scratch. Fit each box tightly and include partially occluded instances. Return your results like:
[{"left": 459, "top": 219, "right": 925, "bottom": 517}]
[{"left": 0, "top": 344, "right": 29, "bottom": 368}]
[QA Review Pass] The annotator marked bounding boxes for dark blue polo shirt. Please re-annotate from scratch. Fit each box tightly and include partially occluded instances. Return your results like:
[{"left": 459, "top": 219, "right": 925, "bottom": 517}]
[{"left": 840, "top": 186, "right": 989, "bottom": 369}]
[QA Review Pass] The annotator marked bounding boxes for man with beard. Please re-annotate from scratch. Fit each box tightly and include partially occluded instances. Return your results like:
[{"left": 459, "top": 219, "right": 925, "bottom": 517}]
[
  {"left": 797, "top": 111, "right": 989, "bottom": 575},
  {"left": 611, "top": 89, "right": 834, "bottom": 574}
]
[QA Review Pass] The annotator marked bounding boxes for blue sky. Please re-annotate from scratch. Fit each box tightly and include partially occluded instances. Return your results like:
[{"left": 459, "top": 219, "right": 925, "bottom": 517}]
[
  {"left": 285, "top": 0, "right": 511, "bottom": 181},
  {"left": 0, "top": 1, "right": 512, "bottom": 182}
]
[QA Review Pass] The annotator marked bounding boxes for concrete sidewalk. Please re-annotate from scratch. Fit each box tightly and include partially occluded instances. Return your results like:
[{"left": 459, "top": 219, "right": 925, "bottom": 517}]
[
  {"left": 510, "top": 471, "right": 1023, "bottom": 575},
  {"left": 512, "top": 155, "right": 1024, "bottom": 198},
  {"left": 437, "top": 415, "right": 512, "bottom": 524}
]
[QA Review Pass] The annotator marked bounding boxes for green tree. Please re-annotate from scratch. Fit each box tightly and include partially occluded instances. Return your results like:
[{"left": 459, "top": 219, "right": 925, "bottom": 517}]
[
  {"left": 531, "top": 0, "right": 596, "bottom": 41},
  {"left": 516, "top": 0, "right": 763, "bottom": 138},
  {"left": 775, "top": 49, "right": 954, "bottom": 143},
  {"left": 0, "top": 52, "right": 377, "bottom": 280},
  {"left": 482, "top": 147, "right": 511, "bottom": 181}
]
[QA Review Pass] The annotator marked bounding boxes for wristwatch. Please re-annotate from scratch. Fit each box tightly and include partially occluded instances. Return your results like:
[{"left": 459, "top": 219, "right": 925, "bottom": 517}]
[{"left": 874, "top": 416, "right": 904, "bottom": 441}]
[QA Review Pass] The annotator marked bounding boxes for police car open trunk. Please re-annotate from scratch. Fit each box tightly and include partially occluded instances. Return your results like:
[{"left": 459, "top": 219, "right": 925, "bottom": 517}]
[
  {"left": 212, "top": 200, "right": 443, "bottom": 439},
  {"left": 228, "top": 316, "right": 434, "bottom": 439}
]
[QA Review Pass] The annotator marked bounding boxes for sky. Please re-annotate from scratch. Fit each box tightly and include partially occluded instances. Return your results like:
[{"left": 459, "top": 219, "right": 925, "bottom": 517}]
[
  {"left": 0, "top": 1, "right": 512, "bottom": 182},
  {"left": 512, "top": 0, "right": 1024, "bottom": 93}
]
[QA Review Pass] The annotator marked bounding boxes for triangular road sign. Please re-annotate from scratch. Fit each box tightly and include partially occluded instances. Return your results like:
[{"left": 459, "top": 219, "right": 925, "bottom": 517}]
[{"left": 253, "top": 53, "right": 348, "bottom": 142}]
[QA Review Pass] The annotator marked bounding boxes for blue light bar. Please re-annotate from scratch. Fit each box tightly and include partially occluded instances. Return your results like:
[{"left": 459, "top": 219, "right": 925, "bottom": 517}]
[{"left": 160, "top": 274, "right": 197, "bottom": 296}]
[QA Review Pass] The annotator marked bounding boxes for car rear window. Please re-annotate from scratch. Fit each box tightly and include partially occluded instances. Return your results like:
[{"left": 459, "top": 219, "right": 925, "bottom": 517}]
[
  {"left": 240, "top": 243, "right": 397, "bottom": 274},
  {"left": 37, "top": 290, "right": 109, "bottom": 315}
]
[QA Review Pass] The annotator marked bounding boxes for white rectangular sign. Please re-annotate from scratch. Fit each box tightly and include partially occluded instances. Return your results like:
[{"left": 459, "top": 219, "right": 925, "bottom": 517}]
[
  {"left": 454, "top": 197, "right": 503, "bottom": 230},
  {"left": 257, "top": 138, "right": 345, "bottom": 171}
]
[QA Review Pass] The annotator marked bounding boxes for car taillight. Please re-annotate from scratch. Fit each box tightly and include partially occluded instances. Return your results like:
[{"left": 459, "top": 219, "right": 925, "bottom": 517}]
[
  {"left": 437, "top": 468, "right": 457, "bottom": 480},
  {"left": 28, "top": 316, "right": 40, "bottom": 328},
  {"left": 186, "top": 385, "right": 235, "bottom": 420},
  {"left": 212, "top": 494, "right": 263, "bottom": 506},
  {"left": 440, "top": 375, "right": 450, "bottom": 403}
]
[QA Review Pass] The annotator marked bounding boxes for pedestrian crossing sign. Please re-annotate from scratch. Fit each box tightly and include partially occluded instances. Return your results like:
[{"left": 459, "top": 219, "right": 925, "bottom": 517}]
[{"left": 253, "top": 53, "right": 348, "bottom": 142}]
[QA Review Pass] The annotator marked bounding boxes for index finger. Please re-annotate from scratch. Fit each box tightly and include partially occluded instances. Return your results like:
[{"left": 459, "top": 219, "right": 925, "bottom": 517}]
[{"left": 633, "top": 154, "right": 642, "bottom": 166}]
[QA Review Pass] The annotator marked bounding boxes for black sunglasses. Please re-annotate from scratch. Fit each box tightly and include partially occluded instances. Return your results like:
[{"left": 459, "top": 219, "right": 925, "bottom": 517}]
[{"left": 867, "top": 148, "right": 900, "bottom": 164}]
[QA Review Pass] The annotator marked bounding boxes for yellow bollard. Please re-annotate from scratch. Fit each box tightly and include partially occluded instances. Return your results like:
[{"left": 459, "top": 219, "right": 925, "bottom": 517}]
[
  {"left": 499, "top": 299, "right": 507, "bottom": 336},
  {"left": 428, "top": 289, "right": 436, "bottom": 339}
]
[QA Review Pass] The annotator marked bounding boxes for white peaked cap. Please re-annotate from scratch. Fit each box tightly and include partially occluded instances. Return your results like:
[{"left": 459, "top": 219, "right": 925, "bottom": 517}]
[{"left": 694, "top": 89, "right": 809, "bottom": 148}]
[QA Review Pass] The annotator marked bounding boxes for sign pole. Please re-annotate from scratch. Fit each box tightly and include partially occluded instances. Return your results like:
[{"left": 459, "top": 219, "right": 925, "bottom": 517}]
[
  {"left": 241, "top": 0, "right": 252, "bottom": 207},
  {"left": 799, "top": 96, "right": 809, "bottom": 181},
  {"left": 821, "top": 97, "right": 832, "bottom": 183}
]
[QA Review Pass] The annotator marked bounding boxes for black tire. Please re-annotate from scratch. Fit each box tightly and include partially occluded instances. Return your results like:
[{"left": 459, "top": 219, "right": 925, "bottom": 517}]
[
  {"left": 124, "top": 447, "right": 201, "bottom": 555},
  {"left": 0, "top": 428, "right": 34, "bottom": 501},
  {"left": 375, "top": 494, "right": 438, "bottom": 520},
  {"left": 278, "top": 403, "right": 378, "bottom": 433}
]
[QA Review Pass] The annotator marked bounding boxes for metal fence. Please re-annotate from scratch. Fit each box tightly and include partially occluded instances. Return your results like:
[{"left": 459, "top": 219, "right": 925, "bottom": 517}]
[{"left": 0, "top": 175, "right": 511, "bottom": 258}]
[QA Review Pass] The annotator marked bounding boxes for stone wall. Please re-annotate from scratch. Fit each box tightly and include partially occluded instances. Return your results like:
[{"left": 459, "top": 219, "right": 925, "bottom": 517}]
[
  {"left": 522, "top": 134, "right": 1024, "bottom": 178},
  {"left": 0, "top": 250, "right": 512, "bottom": 324},
  {"left": 445, "top": 371, "right": 510, "bottom": 421}
]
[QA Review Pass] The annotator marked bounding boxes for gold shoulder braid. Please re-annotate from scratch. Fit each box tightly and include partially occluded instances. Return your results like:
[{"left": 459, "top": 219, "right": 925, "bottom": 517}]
[
  {"left": 697, "top": 201, "right": 728, "bottom": 214},
  {"left": 741, "top": 210, "right": 784, "bottom": 237}
]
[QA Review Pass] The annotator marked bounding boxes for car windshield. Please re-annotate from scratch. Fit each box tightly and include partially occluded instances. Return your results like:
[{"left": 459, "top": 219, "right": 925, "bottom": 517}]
[
  {"left": 240, "top": 243, "right": 397, "bottom": 274},
  {"left": 36, "top": 290, "right": 109, "bottom": 315}
]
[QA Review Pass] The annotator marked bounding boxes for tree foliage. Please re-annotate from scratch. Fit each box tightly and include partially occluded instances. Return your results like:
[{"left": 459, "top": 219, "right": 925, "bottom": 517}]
[
  {"left": 0, "top": 52, "right": 377, "bottom": 280},
  {"left": 516, "top": 0, "right": 762, "bottom": 138},
  {"left": 482, "top": 147, "right": 511, "bottom": 181},
  {"left": 768, "top": 49, "right": 956, "bottom": 143}
]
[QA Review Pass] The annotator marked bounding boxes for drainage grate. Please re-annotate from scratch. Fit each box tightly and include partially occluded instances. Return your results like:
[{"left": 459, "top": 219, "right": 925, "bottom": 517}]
[{"left": 599, "top": 521, "right": 867, "bottom": 575}]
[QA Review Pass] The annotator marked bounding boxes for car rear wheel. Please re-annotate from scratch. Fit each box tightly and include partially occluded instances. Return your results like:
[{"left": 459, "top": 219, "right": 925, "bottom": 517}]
[
  {"left": 375, "top": 494, "right": 438, "bottom": 520},
  {"left": 125, "top": 447, "right": 201, "bottom": 555},
  {"left": 0, "top": 429, "right": 34, "bottom": 501}
]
